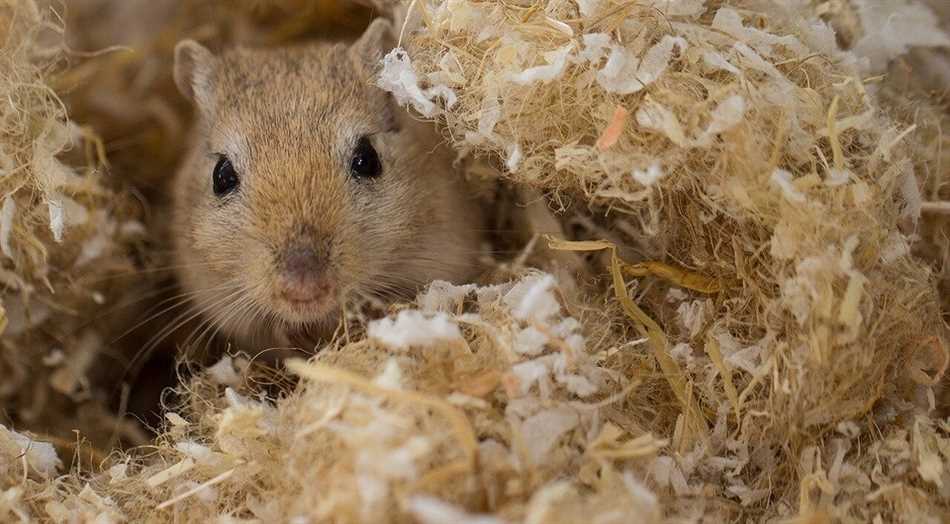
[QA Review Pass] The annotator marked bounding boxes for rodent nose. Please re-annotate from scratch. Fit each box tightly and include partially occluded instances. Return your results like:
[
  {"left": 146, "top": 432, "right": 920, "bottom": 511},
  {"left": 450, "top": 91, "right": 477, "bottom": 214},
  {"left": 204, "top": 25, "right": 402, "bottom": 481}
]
[
  {"left": 277, "top": 244, "right": 331, "bottom": 303},
  {"left": 275, "top": 231, "right": 334, "bottom": 302},
  {"left": 282, "top": 244, "right": 325, "bottom": 280}
]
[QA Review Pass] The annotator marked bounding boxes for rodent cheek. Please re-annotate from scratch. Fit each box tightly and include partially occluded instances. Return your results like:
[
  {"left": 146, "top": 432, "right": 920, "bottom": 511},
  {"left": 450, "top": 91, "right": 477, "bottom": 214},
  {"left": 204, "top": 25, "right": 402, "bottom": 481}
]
[
  {"left": 343, "top": 201, "right": 409, "bottom": 282},
  {"left": 319, "top": 214, "right": 369, "bottom": 290},
  {"left": 189, "top": 209, "right": 261, "bottom": 293}
]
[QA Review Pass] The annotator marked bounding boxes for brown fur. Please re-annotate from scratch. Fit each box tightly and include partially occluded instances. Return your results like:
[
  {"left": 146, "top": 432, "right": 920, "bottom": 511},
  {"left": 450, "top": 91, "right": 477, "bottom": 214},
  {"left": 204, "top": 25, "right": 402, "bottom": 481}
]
[{"left": 171, "top": 20, "right": 482, "bottom": 351}]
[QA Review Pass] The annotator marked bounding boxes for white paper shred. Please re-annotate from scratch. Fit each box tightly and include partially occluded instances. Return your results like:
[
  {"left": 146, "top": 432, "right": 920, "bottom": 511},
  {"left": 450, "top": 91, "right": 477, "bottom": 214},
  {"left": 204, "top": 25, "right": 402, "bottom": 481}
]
[
  {"left": 520, "top": 406, "right": 579, "bottom": 465},
  {"left": 447, "top": 392, "right": 489, "bottom": 409},
  {"left": 554, "top": 366, "right": 598, "bottom": 397},
  {"left": 374, "top": 358, "right": 404, "bottom": 390},
  {"left": 508, "top": 44, "right": 574, "bottom": 84},
  {"left": 581, "top": 33, "right": 611, "bottom": 62},
  {"left": 596, "top": 36, "right": 687, "bottom": 94},
  {"left": 676, "top": 300, "right": 706, "bottom": 338},
  {"left": 42, "top": 348, "right": 64, "bottom": 366},
  {"left": 108, "top": 463, "right": 128, "bottom": 483},
  {"left": 475, "top": 282, "right": 510, "bottom": 309},
  {"left": 418, "top": 281, "right": 476, "bottom": 313},
  {"left": 732, "top": 41, "right": 786, "bottom": 81},
  {"left": 0, "top": 196, "right": 15, "bottom": 259},
  {"left": 632, "top": 162, "right": 666, "bottom": 186},
  {"left": 636, "top": 99, "right": 689, "bottom": 147},
  {"left": 506, "top": 274, "right": 560, "bottom": 322},
  {"left": 649, "top": 0, "right": 705, "bottom": 17},
  {"left": 47, "top": 330, "right": 100, "bottom": 396},
  {"left": 880, "top": 232, "right": 910, "bottom": 264},
  {"left": 175, "top": 441, "right": 216, "bottom": 465},
  {"left": 852, "top": 0, "right": 950, "bottom": 74},
  {"left": 899, "top": 167, "right": 922, "bottom": 223},
  {"left": 477, "top": 89, "right": 502, "bottom": 140},
  {"left": 146, "top": 458, "right": 195, "bottom": 488},
  {"left": 825, "top": 168, "right": 851, "bottom": 187},
  {"left": 425, "top": 85, "right": 458, "bottom": 109},
  {"left": 650, "top": 455, "right": 691, "bottom": 495},
  {"left": 637, "top": 35, "right": 688, "bottom": 84},
  {"left": 119, "top": 220, "right": 147, "bottom": 237},
  {"left": 770, "top": 169, "right": 806, "bottom": 203},
  {"left": 523, "top": 482, "right": 573, "bottom": 524},
  {"left": 224, "top": 387, "right": 269, "bottom": 414},
  {"left": 1, "top": 425, "right": 62, "bottom": 478},
  {"left": 377, "top": 48, "right": 457, "bottom": 117},
  {"left": 368, "top": 310, "right": 462, "bottom": 350},
  {"left": 576, "top": 0, "right": 602, "bottom": 17},
  {"left": 47, "top": 194, "right": 65, "bottom": 243},
  {"left": 165, "top": 412, "right": 189, "bottom": 426},
  {"left": 383, "top": 438, "right": 428, "bottom": 480},
  {"left": 694, "top": 95, "right": 746, "bottom": 146},
  {"left": 702, "top": 50, "right": 741, "bottom": 75},
  {"left": 33, "top": 135, "right": 82, "bottom": 192},
  {"left": 554, "top": 145, "right": 592, "bottom": 170},
  {"left": 544, "top": 16, "right": 573, "bottom": 37},
  {"left": 622, "top": 471, "right": 662, "bottom": 522},
  {"left": 637, "top": 93, "right": 744, "bottom": 149},
  {"left": 914, "top": 418, "right": 945, "bottom": 488},
  {"left": 712, "top": 7, "right": 806, "bottom": 57},
  {"left": 506, "top": 143, "right": 523, "bottom": 173},
  {"left": 75, "top": 230, "right": 111, "bottom": 267},
  {"left": 77, "top": 483, "right": 116, "bottom": 512},
  {"left": 514, "top": 326, "right": 548, "bottom": 356},
  {"left": 429, "top": 51, "right": 465, "bottom": 86},
  {"left": 408, "top": 496, "right": 503, "bottom": 524},
  {"left": 718, "top": 334, "right": 766, "bottom": 376},
  {"left": 511, "top": 358, "right": 552, "bottom": 396},
  {"left": 207, "top": 355, "right": 242, "bottom": 387},
  {"left": 670, "top": 342, "right": 693, "bottom": 363}
]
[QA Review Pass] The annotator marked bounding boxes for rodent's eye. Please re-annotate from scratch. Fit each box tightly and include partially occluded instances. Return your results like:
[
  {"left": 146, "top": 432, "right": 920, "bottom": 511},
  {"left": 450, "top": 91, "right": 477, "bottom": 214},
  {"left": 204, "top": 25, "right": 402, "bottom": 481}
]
[
  {"left": 349, "top": 136, "right": 382, "bottom": 179},
  {"left": 212, "top": 156, "right": 240, "bottom": 197}
]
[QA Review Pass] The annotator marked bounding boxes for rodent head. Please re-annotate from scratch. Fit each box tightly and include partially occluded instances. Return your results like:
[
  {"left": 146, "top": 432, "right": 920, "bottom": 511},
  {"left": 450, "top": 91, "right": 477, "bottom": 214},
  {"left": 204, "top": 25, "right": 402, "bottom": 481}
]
[{"left": 171, "top": 20, "right": 481, "bottom": 346}]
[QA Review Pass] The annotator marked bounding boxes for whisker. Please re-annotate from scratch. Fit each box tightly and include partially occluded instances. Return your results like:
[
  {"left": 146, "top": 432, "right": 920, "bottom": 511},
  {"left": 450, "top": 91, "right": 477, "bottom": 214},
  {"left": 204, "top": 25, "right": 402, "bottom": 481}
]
[
  {"left": 194, "top": 292, "right": 256, "bottom": 353},
  {"left": 79, "top": 260, "right": 224, "bottom": 285},
  {"left": 119, "top": 283, "right": 247, "bottom": 384},
  {"left": 77, "top": 281, "right": 182, "bottom": 328},
  {"left": 108, "top": 281, "right": 243, "bottom": 346}
]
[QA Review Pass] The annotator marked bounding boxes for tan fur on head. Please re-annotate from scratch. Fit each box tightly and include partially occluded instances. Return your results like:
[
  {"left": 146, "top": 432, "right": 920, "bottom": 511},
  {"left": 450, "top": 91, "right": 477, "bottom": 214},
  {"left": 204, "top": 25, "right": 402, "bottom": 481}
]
[{"left": 170, "top": 20, "right": 483, "bottom": 350}]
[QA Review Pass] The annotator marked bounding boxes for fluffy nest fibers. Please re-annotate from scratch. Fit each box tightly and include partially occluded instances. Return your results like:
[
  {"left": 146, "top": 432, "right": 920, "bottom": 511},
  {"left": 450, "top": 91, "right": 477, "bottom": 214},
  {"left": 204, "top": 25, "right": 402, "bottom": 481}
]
[{"left": 2, "top": 0, "right": 950, "bottom": 522}]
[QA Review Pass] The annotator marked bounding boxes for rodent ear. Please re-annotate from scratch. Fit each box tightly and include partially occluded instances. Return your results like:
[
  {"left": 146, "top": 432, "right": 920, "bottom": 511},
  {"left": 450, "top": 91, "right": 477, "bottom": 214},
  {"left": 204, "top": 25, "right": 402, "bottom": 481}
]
[
  {"left": 173, "top": 39, "right": 216, "bottom": 105},
  {"left": 349, "top": 18, "right": 395, "bottom": 73}
]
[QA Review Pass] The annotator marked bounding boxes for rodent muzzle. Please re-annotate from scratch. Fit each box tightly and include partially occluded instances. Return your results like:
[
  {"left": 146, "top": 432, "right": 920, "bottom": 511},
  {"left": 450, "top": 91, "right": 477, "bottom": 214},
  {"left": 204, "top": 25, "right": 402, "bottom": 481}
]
[{"left": 275, "top": 243, "right": 333, "bottom": 304}]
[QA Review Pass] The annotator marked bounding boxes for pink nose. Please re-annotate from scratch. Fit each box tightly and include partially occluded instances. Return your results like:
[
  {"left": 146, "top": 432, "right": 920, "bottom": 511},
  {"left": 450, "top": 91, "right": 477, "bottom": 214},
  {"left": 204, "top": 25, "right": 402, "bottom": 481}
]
[
  {"left": 279, "top": 278, "right": 332, "bottom": 303},
  {"left": 277, "top": 245, "right": 330, "bottom": 302}
]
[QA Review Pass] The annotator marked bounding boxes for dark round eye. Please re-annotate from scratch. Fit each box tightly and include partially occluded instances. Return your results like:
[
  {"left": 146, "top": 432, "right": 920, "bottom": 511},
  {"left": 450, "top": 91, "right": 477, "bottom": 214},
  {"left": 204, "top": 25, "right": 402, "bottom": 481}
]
[
  {"left": 212, "top": 156, "right": 240, "bottom": 197},
  {"left": 349, "top": 136, "right": 382, "bottom": 179}
]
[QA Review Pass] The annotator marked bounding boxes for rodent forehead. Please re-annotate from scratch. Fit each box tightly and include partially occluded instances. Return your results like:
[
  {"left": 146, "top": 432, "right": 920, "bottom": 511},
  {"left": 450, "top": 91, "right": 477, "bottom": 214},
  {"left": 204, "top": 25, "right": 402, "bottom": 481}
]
[{"left": 206, "top": 44, "right": 391, "bottom": 181}]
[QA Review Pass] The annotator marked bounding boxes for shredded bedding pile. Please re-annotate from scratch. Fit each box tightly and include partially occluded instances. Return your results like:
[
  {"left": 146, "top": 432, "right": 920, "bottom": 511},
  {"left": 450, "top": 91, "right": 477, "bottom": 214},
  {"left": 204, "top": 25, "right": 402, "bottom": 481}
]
[
  {"left": 1, "top": 0, "right": 949, "bottom": 522},
  {"left": 0, "top": 0, "right": 151, "bottom": 456}
]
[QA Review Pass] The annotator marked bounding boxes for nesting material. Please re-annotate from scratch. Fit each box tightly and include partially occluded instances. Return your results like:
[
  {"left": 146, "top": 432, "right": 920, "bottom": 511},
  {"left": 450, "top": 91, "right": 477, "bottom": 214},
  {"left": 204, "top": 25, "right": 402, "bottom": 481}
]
[
  {"left": 2, "top": 0, "right": 950, "bottom": 523},
  {"left": 381, "top": 0, "right": 950, "bottom": 519},
  {"left": 2, "top": 274, "right": 646, "bottom": 522},
  {"left": 0, "top": 0, "right": 150, "bottom": 450}
]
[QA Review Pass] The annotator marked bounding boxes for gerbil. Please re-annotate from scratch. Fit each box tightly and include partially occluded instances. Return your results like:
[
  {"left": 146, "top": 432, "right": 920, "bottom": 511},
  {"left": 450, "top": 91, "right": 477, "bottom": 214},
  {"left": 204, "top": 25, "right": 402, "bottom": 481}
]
[{"left": 169, "top": 19, "right": 482, "bottom": 351}]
